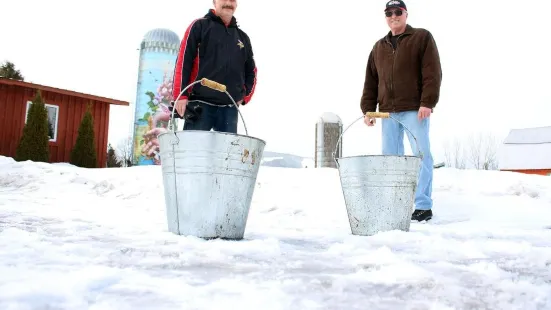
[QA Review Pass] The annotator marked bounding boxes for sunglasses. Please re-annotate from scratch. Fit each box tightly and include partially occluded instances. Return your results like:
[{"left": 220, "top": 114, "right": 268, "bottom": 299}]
[{"left": 385, "top": 9, "right": 404, "bottom": 17}]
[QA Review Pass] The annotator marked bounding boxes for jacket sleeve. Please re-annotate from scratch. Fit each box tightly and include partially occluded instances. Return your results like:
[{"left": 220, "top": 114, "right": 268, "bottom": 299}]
[
  {"left": 420, "top": 31, "right": 442, "bottom": 109},
  {"left": 242, "top": 36, "right": 257, "bottom": 105},
  {"left": 360, "top": 48, "right": 379, "bottom": 114},
  {"left": 172, "top": 19, "right": 202, "bottom": 101}
]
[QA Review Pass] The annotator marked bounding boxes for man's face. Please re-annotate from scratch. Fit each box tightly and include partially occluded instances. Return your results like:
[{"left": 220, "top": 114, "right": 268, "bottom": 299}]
[
  {"left": 214, "top": 0, "right": 237, "bottom": 17},
  {"left": 385, "top": 7, "right": 407, "bottom": 30}
]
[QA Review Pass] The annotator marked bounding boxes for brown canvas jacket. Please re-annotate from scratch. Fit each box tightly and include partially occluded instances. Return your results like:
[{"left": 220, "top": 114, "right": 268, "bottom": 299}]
[{"left": 360, "top": 24, "right": 442, "bottom": 114}]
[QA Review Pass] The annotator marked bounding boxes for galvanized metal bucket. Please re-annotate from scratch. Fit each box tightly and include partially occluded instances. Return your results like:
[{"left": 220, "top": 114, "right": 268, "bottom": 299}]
[
  {"left": 157, "top": 78, "right": 265, "bottom": 240},
  {"left": 333, "top": 112, "right": 423, "bottom": 236}
]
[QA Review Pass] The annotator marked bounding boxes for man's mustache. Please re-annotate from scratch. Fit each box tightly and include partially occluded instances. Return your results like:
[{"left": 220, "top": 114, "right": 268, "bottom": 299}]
[{"left": 222, "top": 5, "right": 234, "bottom": 9}]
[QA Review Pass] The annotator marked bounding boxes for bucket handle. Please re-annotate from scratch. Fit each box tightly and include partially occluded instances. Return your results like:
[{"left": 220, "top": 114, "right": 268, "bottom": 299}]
[
  {"left": 332, "top": 112, "right": 424, "bottom": 164},
  {"left": 168, "top": 78, "right": 248, "bottom": 136}
]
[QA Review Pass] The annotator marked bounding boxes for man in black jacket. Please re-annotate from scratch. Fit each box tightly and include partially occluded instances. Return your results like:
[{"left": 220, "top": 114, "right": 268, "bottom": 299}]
[{"left": 171, "top": 0, "right": 257, "bottom": 133}]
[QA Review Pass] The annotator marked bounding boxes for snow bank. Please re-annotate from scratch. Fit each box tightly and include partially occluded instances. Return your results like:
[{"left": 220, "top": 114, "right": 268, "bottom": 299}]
[{"left": 1, "top": 156, "right": 550, "bottom": 309}]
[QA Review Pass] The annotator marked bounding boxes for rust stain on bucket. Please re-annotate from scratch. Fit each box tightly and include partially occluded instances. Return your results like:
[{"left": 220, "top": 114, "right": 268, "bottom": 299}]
[{"left": 242, "top": 149, "right": 250, "bottom": 163}]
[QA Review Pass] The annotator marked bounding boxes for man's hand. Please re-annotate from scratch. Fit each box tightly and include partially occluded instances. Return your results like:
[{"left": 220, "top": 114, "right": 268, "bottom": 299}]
[
  {"left": 364, "top": 115, "right": 376, "bottom": 127},
  {"left": 152, "top": 109, "right": 170, "bottom": 127},
  {"left": 418, "top": 107, "right": 432, "bottom": 121},
  {"left": 236, "top": 99, "right": 243, "bottom": 107},
  {"left": 141, "top": 127, "right": 168, "bottom": 157},
  {"left": 175, "top": 99, "right": 188, "bottom": 117}
]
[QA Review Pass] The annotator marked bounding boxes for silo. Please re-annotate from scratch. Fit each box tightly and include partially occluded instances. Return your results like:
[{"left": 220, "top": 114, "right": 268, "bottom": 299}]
[
  {"left": 315, "top": 112, "right": 343, "bottom": 168},
  {"left": 131, "top": 28, "right": 180, "bottom": 166}
]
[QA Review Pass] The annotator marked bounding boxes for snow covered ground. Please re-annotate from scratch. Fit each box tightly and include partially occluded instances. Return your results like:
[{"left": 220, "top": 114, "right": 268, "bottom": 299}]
[
  {"left": 1, "top": 155, "right": 551, "bottom": 309},
  {"left": 261, "top": 151, "right": 314, "bottom": 168}
]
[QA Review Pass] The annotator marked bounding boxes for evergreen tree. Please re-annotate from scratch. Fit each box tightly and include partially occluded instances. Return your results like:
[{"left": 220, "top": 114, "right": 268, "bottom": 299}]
[
  {"left": 106, "top": 143, "right": 121, "bottom": 167},
  {"left": 0, "top": 61, "right": 24, "bottom": 80},
  {"left": 15, "top": 90, "right": 50, "bottom": 162},
  {"left": 70, "top": 104, "right": 97, "bottom": 168}
]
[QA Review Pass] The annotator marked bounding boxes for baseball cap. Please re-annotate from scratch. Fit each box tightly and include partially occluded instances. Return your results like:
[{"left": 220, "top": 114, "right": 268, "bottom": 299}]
[{"left": 385, "top": 0, "right": 407, "bottom": 11}]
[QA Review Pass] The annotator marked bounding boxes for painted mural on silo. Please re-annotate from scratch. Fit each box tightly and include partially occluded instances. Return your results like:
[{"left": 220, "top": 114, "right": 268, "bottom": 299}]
[{"left": 131, "top": 28, "right": 180, "bottom": 166}]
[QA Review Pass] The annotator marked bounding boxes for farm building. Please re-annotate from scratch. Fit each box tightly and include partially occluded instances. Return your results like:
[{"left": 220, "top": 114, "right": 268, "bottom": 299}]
[
  {"left": 0, "top": 77, "right": 129, "bottom": 167},
  {"left": 315, "top": 112, "right": 343, "bottom": 168},
  {"left": 498, "top": 126, "right": 551, "bottom": 176}
]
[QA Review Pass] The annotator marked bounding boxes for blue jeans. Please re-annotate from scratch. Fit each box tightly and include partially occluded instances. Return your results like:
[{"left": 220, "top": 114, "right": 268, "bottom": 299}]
[
  {"left": 381, "top": 111, "right": 433, "bottom": 211},
  {"left": 183, "top": 101, "right": 238, "bottom": 133}
]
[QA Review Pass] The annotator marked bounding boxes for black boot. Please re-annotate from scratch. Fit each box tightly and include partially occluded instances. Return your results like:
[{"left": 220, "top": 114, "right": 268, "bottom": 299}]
[{"left": 412, "top": 209, "right": 432, "bottom": 222}]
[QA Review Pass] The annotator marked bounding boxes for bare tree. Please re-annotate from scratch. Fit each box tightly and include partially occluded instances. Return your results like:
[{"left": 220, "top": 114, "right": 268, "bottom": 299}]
[
  {"left": 454, "top": 137, "right": 467, "bottom": 169},
  {"left": 481, "top": 133, "right": 499, "bottom": 170},
  {"left": 466, "top": 132, "right": 500, "bottom": 170},
  {"left": 116, "top": 137, "right": 133, "bottom": 167},
  {"left": 467, "top": 133, "right": 483, "bottom": 169},
  {"left": 443, "top": 137, "right": 466, "bottom": 169},
  {"left": 443, "top": 140, "right": 453, "bottom": 168}
]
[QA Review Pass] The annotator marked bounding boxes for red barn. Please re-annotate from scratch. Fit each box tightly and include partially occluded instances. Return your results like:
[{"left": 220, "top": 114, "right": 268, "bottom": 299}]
[{"left": 0, "top": 77, "right": 129, "bottom": 167}]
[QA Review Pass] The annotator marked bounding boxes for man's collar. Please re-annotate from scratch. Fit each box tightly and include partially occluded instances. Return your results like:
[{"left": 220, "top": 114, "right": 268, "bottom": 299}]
[
  {"left": 385, "top": 24, "right": 414, "bottom": 41},
  {"left": 206, "top": 9, "right": 238, "bottom": 27}
]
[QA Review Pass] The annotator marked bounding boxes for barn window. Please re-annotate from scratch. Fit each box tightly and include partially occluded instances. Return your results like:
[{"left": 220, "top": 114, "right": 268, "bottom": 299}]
[{"left": 25, "top": 101, "right": 59, "bottom": 142}]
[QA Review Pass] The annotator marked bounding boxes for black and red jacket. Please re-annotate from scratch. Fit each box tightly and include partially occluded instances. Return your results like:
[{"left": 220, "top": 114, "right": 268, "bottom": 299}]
[{"left": 172, "top": 10, "right": 257, "bottom": 106}]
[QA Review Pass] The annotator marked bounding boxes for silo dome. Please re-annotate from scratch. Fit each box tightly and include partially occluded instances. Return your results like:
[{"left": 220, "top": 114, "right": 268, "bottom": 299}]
[
  {"left": 318, "top": 112, "right": 342, "bottom": 125},
  {"left": 143, "top": 28, "right": 180, "bottom": 45},
  {"left": 140, "top": 28, "right": 180, "bottom": 54}
]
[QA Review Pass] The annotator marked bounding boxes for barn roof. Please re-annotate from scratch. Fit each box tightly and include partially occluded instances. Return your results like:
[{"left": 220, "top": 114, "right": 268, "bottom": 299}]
[
  {"left": 0, "top": 77, "right": 129, "bottom": 106},
  {"left": 499, "top": 126, "right": 551, "bottom": 170},
  {"left": 503, "top": 126, "right": 551, "bottom": 144}
]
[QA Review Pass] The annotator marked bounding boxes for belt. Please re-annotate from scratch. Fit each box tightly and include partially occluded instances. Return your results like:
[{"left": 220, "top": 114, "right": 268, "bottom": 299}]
[{"left": 189, "top": 99, "right": 233, "bottom": 108}]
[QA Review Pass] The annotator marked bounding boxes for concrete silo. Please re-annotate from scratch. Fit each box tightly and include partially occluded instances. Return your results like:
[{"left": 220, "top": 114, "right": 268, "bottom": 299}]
[
  {"left": 131, "top": 28, "right": 180, "bottom": 166},
  {"left": 315, "top": 112, "right": 343, "bottom": 168}
]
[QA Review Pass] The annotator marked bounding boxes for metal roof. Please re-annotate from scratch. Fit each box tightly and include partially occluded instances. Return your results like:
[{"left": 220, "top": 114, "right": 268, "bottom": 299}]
[
  {"left": 0, "top": 77, "right": 129, "bottom": 106},
  {"left": 503, "top": 126, "right": 551, "bottom": 144}
]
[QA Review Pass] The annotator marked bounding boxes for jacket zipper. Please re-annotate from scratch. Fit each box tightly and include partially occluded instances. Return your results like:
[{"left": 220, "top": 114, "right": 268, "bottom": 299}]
[
  {"left": 226, "top": 28, "right": 230, "bottom": 73},
  {"left": 389, "top": 34, "right": 404, "bottom": 112},
  {"left": 388, "top": 40, "right": 396, "bottom": 112}
]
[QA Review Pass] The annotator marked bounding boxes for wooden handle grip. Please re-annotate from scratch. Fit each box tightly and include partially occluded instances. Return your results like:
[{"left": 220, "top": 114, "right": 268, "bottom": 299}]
[
  {"left": 200, "top": 78, "right": 226, "bottom": 92},
  {"left": 365, "top": 112, "right": 390, "bottom": 119}
]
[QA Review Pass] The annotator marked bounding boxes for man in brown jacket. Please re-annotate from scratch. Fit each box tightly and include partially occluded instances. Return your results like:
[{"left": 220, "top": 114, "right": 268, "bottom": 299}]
[{"left": 360, "top": 0, "right": 442, "bottom": 222}]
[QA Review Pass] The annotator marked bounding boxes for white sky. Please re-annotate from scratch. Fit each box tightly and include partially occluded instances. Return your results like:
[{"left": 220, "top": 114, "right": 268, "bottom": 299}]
[{"left": 1, "top": 0, "right": 550, "bottom": 162}]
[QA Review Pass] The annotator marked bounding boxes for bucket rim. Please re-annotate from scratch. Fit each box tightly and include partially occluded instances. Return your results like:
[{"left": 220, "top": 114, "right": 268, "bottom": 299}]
[{"left": 158, "top": 129, "right": 267, "bottom": 145}]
